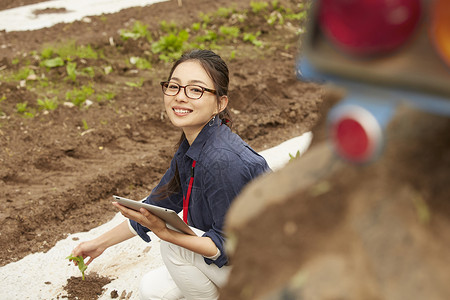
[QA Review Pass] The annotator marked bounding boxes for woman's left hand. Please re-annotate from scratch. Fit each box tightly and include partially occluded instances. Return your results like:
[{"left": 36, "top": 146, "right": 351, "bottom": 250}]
[{"left": 112, "top": 202, "right": 169, "bottom": 238}]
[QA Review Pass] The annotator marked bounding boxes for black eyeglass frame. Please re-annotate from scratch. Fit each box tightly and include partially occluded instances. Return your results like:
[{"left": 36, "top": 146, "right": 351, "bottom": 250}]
[{"left": 160, "top": 81, "right": 217, "bottom": 99}]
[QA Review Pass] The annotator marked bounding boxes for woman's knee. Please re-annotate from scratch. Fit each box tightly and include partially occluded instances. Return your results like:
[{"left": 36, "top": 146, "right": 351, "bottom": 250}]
[{"left": 139, "top": 266, "right": 182, "bottom": 300}]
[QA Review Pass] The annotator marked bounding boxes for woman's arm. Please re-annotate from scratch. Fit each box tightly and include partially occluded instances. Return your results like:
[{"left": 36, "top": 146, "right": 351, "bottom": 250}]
[
  {"left": 71, "top": 220, "right": 135, "bottom": 265},
  {"left": 113, "top": 202, "right": 218, "bottom": 257}
]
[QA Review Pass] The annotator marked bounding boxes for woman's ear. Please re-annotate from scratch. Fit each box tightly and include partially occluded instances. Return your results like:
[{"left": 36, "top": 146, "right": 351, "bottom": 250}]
[{"left": 218, "top": 95, "right": 229, "bottom": 113}]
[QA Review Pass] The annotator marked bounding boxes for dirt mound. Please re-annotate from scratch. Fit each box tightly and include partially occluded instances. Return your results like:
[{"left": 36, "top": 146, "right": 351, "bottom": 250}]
[{"left": 222, "top": 106, "right": 450, "bottom": 300}]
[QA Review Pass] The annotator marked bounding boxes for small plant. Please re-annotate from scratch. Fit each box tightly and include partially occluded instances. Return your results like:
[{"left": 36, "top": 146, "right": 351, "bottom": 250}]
[
  {"left": 130, "top": 57, "right": 152, "bottom": 70},
  {"left": 198, "top": 12, "right": 211, "bottom": 26},
  {"left": 215, "top": 7, "right": 235, "bottom": 18},
  {"left": 229, "top": 50, "right": 237, "bottom": 60},
  {"left": 285, "top": 11, "right": 307, "bottom": 21},
  {"left": 289, "top": 150, "right": 301, "bottom": 161},
  {"left": 41, "top": 57, "right": 64, "bottom": 68},
  {"left": 243, "top": 32, "right": 263, "bottom": 47},
  {"left": 37, "top": 97, "right": 58, "bottom": 111},
  {"left": 66, "top": 85, "right": 94, "bottom": 107},
  {"left": 81, "top": 66, "right": 95, "bottom": 78},
  {"left": 96, "top": 91, "right": 116, "bottom": 102},
  {"left": 40, "top": 41, "right": 99, "bottom": 65},
  {"left": 81, "top": 119, "right": 89, "bottom": 130},
  {"left": 16, "top": 102, "right": 34, "bottom": 118},
  {"left": 66, "top": 62, "right": 77, "bottom": 82},
  {"left": 120, "top": 21, "right": 152, "bottom": 41},
  {"left": 195, "top": 30, "right": 218, "bottom": 43},
  {"left": 219, "top": 26, "right": 240, "bottom": 39},
  {"left": 16, "top": 102, "right": 28, "bottom": 113},
  {"left": 66, "top": 255, "right": 88, "bottom": 280},
  {"left": 250, "top": 1, "right": 268, "bottom": 13},
  {"left": 13, "top": 67, "right": 35, "bottom": 81},
  {"left": 0, "top": 95, "right": 6, "bottom": 116},
  {"left": 191, "top": 22, "right": 201, "bottom": 31},
  {"left": 125, "top": 79, "right": 144, "bottom": 88},
  {"left": 152, "top": 30, "right": 189, "bottom": 62},
  {"left": 159, "top": 20, "right": 178, "bottom": 34}
]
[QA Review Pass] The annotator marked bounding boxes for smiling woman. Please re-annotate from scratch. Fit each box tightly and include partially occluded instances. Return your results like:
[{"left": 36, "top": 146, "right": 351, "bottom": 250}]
[{"left": 70, "top": 49, "right": 271, "bottom": 300}]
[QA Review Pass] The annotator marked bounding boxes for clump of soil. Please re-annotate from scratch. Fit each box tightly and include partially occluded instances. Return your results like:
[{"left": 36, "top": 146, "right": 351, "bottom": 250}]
[{"left": 62, "top": 273, "right": 112, "bottom": 300}]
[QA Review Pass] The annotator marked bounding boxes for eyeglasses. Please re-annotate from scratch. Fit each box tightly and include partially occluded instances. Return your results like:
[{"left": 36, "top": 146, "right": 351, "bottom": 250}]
[{"left": 160, "top": 81, "right": 216, "bottom": 99}]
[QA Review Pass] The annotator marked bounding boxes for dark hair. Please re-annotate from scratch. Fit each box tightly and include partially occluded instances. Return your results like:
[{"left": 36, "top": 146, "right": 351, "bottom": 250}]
[{"left": 155, "top": 49, "right": 232, "bottom": 199}]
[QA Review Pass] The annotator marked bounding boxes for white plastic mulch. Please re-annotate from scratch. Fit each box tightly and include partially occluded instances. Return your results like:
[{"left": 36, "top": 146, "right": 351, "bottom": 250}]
[{"left": 0, "top": 0, "right": 168, "bottom": 32}]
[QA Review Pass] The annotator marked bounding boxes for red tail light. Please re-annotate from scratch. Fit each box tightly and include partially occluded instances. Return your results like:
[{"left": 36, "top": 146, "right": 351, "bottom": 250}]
[
  {"left": 318, "top": 0, "right": 422, "bottom": 56},
  {"left": 329, "top": 106, "right": 383, "bottom": 163}
]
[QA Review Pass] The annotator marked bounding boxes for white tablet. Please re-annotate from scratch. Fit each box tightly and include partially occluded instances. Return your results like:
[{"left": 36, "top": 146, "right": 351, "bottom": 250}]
[{"left": 112, "top": 195, "right": 196, "bottom": 236}]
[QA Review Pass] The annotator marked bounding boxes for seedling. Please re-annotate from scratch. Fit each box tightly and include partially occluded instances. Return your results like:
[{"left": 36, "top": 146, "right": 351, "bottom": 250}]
[
  {"left": 13, "top": 67, "right": 35, "bottom": 81},
  {"left": 120, "top": 21, "right": 152, "bottom": 42},
  {"left": 96, "top": 91, "right": 116, "bottom": 102},
  {"left": 130, "top": 57, "right": 152, "bottom": 70},
  {"left": 243, "top": 32, "right": 263, "bottom": 47},
  {"left": 37, "top": 97, "right": 58, "bottom": 111},
  {"left": 125, "top": 79, "right": 144, "bottom": 88},
  {"left": 289, "top": 150, "right": 301, "bottom": 161},
  {"left": 195, "top": 30, "right": 218, "bottom": 43},
  {"left": 219, "top": 26, "right": 240, "bottom": 39},
  {"left": 41, "top": 57, "right": 64, "bottom": 68},
  {"left": 82, "top": 119, "right": 89, "bottom": 130},
  {"left": 66, "top": 255, "right": 88, "bottom": 280},
  {"left": 215, "top": 7, "right": 235, "bottom": 18},
  {"left": 16, "top": 102, "right": 34, "bottom": 118},
  {"left": 66, "top": 62, "right": 77, "bottom": 82},
  {"left": 159, "top": 20, "right": 178, "bottom": 34},
  {"left": 66, "top": 85, "right": 94, "bottom": 107},
  {"left": 40, "top": 41, "right": 99, "bottom": 64},
  {"left": 250, "top": 1, "right": 268, "bottom": 13},
  {"left": 16, "top": 102, "right": 28, "bottom": 113},
  {"left": 152, "top": 30, "right": 189, "bottom": 62}
]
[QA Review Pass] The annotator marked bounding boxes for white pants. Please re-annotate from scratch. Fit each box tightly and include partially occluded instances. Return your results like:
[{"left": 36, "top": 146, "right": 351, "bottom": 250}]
[{"left": 139, "top": 239, "right": 231, "bottom": 300}]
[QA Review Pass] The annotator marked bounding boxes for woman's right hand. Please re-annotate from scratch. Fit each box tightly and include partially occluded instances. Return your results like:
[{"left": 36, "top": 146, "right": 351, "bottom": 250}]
[
  {"left": 69, "top": 220, "right": 136, "bottom": 266},
  {"left": 71, "top": 239, "right": 105, "bottom": 266}
]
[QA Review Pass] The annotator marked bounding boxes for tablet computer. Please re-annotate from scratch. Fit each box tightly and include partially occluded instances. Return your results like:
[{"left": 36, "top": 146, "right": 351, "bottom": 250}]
[{"left": 112, "top": 195, "right": 196, "bottom": 236}]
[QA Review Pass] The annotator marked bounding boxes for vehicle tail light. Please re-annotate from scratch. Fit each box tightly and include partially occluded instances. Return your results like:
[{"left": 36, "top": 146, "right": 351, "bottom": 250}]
[
  {"left": 329, "top": 105, "right": 383, "bottom": 163},
  {"left": 318, "top": 0, "right": 422, "bottom": 56}
]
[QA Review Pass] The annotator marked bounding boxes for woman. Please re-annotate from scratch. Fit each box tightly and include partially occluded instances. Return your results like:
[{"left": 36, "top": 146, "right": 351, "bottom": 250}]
[{"left": 71, "top": 49, "right": 270, "bottom": 299}]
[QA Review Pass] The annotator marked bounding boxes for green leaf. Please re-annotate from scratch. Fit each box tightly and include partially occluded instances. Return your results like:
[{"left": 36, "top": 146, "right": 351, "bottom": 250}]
[
  {"left": 66, "top": 254, "right": 88, "bottom": 280},
  {"left": 42, "top": 57, "right": 64, "bottom": 68},
  {"left": 66, "top": 62, "right": 77, "bottom": 82}
]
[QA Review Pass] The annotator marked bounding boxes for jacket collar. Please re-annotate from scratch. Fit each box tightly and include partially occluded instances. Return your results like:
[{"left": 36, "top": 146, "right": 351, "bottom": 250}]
[{"left": 181, "top": 116, "right": 221, "bottom": 162}]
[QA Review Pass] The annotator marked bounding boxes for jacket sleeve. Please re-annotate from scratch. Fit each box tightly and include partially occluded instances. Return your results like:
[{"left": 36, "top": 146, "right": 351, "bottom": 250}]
[{"left": 201, "top": 149, "right": 268, "bottom": 267}]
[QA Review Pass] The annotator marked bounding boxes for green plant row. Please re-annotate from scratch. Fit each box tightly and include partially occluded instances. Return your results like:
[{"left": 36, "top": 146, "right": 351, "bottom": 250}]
[{"left": 0, "top": 1, "right": 308, "bottom": 120}]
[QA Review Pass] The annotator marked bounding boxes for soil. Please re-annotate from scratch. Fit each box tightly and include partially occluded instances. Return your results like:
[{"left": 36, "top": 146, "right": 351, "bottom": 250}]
[{"left": 1, "top": 0, "right": 449, "bottom": 299}]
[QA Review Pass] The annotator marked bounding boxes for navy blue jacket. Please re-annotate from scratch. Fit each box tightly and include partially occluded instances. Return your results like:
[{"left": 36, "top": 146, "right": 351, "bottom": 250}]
[{"left": 130, "top": 117, "right": 270, "bottom": 267}]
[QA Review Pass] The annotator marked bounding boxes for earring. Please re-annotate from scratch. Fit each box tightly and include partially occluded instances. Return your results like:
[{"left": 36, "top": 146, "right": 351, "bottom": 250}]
[{"left": 208, "top": 115, "right": 216, "bottom": 126}]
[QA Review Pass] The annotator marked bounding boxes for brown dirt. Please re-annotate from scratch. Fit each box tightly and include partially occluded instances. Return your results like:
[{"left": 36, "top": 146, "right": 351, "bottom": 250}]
[
  {"left": 1, "top": 0, "right": 449, "bottom": 300},
  {"left": 63, "top": 273, "right": 112, "bottom": 300}
]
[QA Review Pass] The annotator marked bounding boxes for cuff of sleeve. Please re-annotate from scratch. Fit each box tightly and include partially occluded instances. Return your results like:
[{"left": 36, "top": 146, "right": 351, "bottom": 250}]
[
  {"left": 203, "top": 248, "right": 221, "bottom": 261},
  {"left": 128, "top": 219, "right": 138, "bottom": 236}
]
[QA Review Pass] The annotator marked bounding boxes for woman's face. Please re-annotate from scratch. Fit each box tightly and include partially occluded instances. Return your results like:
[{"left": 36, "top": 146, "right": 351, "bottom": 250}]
[{"left": 164, "top": 60, "right": 227, "bottom": 143}]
